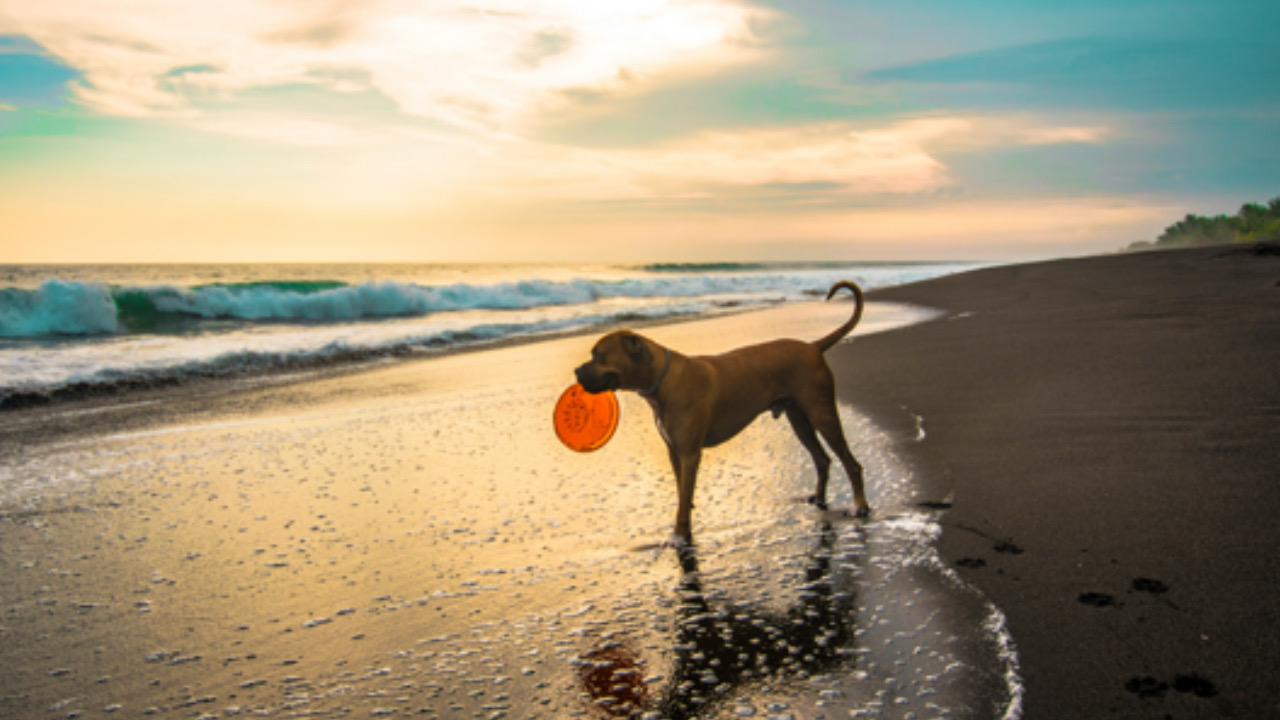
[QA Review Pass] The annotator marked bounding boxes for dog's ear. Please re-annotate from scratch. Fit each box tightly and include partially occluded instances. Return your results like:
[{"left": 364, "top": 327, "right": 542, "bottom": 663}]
[{"left": 621, "top": 334, "right": 653, "bottom": 365}]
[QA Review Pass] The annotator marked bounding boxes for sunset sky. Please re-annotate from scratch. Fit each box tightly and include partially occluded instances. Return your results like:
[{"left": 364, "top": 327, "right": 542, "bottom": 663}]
[{"left": 1, "top": 0, "right": 1277, "bottom": 263}]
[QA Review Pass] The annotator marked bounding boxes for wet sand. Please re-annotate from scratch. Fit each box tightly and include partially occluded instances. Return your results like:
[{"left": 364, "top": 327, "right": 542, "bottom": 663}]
[
  {"left": 0, "top": 301, "right": 1019, "bottom": 719},
  {"left": 830, "top": 244, "right": 1280, "bottom": 718}
]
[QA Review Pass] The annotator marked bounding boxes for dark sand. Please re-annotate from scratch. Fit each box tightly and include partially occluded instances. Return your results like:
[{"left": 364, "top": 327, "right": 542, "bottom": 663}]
[{"left": 830, "top": 244, "right": 1280, "bottom": 718}]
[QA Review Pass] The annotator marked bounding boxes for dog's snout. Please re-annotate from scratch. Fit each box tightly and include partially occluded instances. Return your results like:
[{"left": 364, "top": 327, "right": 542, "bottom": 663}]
[
  {"left": 574, "top": 360, "right": 617, "bottom": 394},
  {"left": 574, "top": 362, "right": 600, "bottom": 392}
]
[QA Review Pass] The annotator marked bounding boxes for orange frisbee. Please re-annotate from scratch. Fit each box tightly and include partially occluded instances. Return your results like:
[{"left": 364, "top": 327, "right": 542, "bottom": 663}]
[{"left": 554, "top": 383, "right": 619, "bottom": 452}]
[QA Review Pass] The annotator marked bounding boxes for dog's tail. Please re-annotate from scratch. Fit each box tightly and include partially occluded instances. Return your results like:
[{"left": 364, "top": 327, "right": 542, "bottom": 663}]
[{"left": 813, "top": 281, "right": 865, "bottom": 353}]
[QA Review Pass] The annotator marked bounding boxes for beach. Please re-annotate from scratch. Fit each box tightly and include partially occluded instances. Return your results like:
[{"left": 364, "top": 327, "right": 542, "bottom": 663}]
[
  {"left": 832, "top": 244, "right": 1280, "bottom": 718},
  {"left": 2, "top": 245, "right": 1277, "bottom": 719}
]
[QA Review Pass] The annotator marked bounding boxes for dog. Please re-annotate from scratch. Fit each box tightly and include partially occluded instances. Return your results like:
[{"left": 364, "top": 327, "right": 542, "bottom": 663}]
[{"left": 574, "top": 281, "right": 869, "bottom": 546}]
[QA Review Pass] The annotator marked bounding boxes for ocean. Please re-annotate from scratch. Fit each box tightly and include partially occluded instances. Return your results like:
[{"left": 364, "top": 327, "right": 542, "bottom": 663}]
[{"left": 0, "top": 262, "right": 976, "bottom": 409}]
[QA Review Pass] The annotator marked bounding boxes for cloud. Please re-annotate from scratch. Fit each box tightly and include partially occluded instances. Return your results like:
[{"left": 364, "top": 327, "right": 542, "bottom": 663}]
[
  {"left": 512, "top": 27, "right": 578, "bottom": 69},
  {"left": 191, "top": 114, "right": 372, "bottom": 146},
  {"left": 1018, "top": 125, "right": 1110, "bottom": 145},
  {"left": 435, "top": 114, "right": 1114, "bottom": 203},
  {"left": 259, "top": 0, "right": 368, "bottom": 49},
  {"left": 617, "top": 118, "right": 960, "bottom": 195},
  {"left": 421, "top": 118, "right": 959, "bottom": 203},
  {"left": 3, "top": 0, "right": 772, "bottom": 132}
]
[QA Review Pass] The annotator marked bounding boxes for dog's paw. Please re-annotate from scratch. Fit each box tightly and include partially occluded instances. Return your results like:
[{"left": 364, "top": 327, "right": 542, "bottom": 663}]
[
  {"left": 806, "top": 494, "right": 829, "bottom": 510},
  {"left": 850, "top": 505, "right": 872, "bottom": 519},
  {"left": 661, "top": 533, "right": 691, "bottom": 550}
]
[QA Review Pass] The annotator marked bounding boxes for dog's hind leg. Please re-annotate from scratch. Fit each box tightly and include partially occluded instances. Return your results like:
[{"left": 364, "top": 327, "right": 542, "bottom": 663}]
[
  {"left": 785, "top": 406, "right": 833, "bottom": 509},
  {"left": 806, "top": 403, "right": 870, "bottom": 517}
]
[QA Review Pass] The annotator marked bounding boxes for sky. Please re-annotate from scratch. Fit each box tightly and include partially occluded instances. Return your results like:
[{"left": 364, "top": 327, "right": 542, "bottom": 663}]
[{"left": 1, "top": 0, "right": 1277, "bottom": 263}]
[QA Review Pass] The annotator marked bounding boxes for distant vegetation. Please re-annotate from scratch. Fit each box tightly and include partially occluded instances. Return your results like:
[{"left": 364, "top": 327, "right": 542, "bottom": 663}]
[{"left": 1128, "top": 196, "right": 1280, "bottom": 251}]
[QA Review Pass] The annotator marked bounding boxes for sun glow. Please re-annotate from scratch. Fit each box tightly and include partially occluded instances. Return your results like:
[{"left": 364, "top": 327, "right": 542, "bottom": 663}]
[{"left": 5, "top": 0, "right": 771, "bottom": 133}]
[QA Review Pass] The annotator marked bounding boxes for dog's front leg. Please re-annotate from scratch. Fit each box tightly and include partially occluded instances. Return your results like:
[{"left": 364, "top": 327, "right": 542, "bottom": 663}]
[{"left": 668, "top": 449, "right": 701, "bottom": 547}]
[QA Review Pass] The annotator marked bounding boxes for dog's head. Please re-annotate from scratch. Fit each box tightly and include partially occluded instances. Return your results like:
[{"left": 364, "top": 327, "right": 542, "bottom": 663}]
[{"left": 575, "top": 330, "right": 657, "bottom": 395}]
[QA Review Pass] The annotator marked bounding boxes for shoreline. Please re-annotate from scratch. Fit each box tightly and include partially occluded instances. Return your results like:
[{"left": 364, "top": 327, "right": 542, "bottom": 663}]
[
  {"left": 0, "top": 301, "right": 770, "bottom": 413},
  {"left": 830, "top": 244, "right": 1280, "bottom": 718},
  {"left": 0, "top": 298, "right": 932, "bottom": 455},
  {"left": 0, "top": 305, "right": 763, "bottom": 452},
  {"left": 1, "top": 291, "right": 1015, "bottom": 719}
]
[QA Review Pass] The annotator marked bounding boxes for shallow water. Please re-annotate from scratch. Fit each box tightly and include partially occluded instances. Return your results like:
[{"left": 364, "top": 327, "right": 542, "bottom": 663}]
[{"left": 0, "top": 303, "right": 1020, "bottom": 719}]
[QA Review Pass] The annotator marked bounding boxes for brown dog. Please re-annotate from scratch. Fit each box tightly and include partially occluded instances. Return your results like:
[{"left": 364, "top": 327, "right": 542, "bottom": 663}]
[{"left": 574, "top": 281, "right": 869, "bottom": 546}]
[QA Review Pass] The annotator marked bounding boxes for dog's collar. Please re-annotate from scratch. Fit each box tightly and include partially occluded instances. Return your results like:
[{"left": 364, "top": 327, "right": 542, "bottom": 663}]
[{"left": 639, "top": 347, "right": 672, "bottom": 398}]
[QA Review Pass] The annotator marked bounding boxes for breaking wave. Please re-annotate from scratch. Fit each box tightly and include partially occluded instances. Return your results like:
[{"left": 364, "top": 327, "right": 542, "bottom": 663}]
[
  {"left": 0, "top": 262, "right": 979, "bottom": 409},
  {"left": 0, "top": 268, "right": 959, "bottom": 340},
  {"left": 0, "top": 280, "right": 120, "bottom": 337}
]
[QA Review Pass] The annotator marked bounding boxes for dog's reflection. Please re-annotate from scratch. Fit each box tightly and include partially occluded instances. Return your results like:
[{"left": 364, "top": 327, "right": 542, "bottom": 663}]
[{"left": 579, "top": 523, "right": 862, "bottom": 718}]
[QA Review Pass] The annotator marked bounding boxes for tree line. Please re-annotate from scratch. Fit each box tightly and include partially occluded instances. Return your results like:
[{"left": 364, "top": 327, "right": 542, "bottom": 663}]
[{"left": 1129, "top": 196, "right": 1280, "bottom": 251}]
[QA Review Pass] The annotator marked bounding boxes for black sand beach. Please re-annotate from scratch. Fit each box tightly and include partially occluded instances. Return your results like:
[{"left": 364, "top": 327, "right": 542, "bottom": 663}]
[
  {"left": 832, "top": 244, "right": 1280, "bottom": 718},
  {"left": 2, "top": 246, "right": 1276, "bottom": 719}
]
